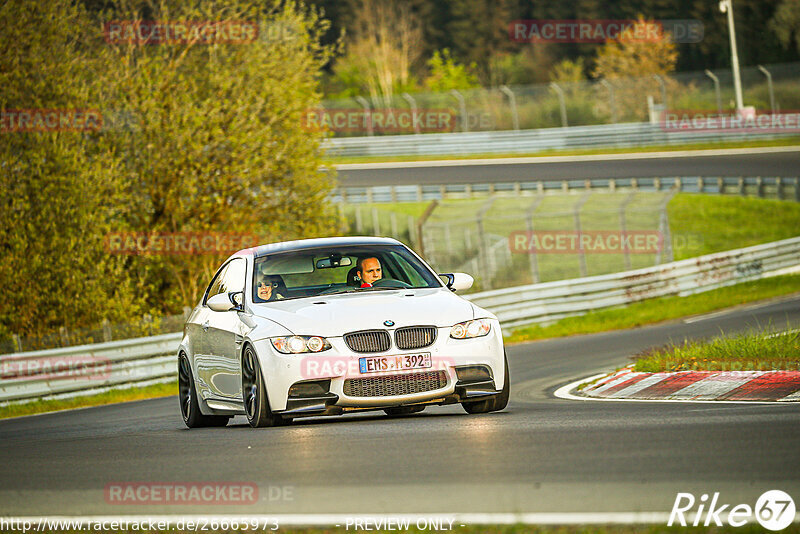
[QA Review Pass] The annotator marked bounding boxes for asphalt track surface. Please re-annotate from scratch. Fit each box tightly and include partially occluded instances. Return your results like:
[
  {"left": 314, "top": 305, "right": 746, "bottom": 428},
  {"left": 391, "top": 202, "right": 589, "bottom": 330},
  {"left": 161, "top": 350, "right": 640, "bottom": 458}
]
[
  {"left": 336, "top": 148, "right": 800, "bottom": 186},
  {"left": 1, "top": 295, "right": 799, "bottom": 517}
]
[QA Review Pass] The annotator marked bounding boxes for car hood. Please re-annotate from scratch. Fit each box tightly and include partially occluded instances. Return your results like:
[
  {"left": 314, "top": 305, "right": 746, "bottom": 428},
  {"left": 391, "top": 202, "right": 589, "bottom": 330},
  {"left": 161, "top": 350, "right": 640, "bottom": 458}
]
[{"left": 248, "top": 288, "right": 477, "bottom": 337}]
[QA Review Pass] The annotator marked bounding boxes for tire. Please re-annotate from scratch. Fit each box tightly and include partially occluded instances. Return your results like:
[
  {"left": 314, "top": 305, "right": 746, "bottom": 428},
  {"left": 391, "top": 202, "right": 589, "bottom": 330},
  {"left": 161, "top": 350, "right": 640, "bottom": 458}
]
[
  {"left": 179, "top": 354, "right": 231, "bottom": 428},
  {"left": 461, "top": 352, "right": 510, "bottom": 414},
  {"left": 384, "top": 405, "right": 425, "bottom": 416},
  {"left": 242, "top": 345, "right": 290, "bottom": 428}
]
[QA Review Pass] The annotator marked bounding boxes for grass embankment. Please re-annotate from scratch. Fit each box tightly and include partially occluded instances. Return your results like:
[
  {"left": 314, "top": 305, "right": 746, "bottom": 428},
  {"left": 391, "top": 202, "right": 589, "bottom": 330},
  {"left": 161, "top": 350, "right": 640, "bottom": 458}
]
[
  {"left": 504, "top": 274, "right": 800, "bottom": 344},
  {"left": 326, "top": 137, "right": 800, "bottom": 165},
  {"left": 633, "top": 328, "right": 800, "bottom": 373},
  {"left": 0, "top": 380, "right": 175, "bottom": 420}
]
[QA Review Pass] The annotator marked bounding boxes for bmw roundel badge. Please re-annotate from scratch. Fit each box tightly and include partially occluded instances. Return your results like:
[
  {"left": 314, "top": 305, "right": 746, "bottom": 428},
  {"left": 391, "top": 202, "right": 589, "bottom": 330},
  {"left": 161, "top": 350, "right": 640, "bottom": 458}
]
[{"left": 384, "top": 320, "right": 395, "bottom": 327}]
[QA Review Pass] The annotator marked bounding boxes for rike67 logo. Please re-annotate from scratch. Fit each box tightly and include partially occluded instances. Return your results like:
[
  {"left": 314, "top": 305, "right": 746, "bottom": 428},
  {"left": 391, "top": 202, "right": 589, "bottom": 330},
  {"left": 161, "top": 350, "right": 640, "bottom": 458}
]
[{"left": 669, "top": 490, "right": 796, "bottom": 530}]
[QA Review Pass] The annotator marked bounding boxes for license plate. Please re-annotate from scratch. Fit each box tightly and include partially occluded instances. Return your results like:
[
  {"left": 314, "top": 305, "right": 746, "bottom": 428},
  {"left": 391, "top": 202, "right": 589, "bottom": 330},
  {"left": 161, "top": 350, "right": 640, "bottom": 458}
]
[{"left": 359, "top": 353, "right": 432, "bottom": 374}]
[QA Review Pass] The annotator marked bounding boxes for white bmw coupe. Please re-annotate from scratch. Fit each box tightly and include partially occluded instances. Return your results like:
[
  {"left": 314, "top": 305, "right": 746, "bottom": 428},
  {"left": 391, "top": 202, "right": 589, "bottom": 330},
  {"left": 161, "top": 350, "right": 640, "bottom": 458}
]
[{"left": 178, "top": 237, "right": 509, "bottom": 428}]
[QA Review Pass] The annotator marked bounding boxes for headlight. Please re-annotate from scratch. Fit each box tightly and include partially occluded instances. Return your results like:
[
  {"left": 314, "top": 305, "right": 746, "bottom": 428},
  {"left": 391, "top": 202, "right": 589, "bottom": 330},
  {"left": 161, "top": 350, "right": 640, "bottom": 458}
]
[
  {"left": 450, "top": 319, "right": 491, "bottom": 339},
  {"left": 271, "top": 336, "right": 332, "bottom": 354}
]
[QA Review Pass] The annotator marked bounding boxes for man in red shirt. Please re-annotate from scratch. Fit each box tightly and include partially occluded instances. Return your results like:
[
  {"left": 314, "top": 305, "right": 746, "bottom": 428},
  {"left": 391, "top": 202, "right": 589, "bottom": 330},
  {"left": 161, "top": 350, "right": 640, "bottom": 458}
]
[{"left": 357, "top": 257, "right": 382, "bottom": 288}]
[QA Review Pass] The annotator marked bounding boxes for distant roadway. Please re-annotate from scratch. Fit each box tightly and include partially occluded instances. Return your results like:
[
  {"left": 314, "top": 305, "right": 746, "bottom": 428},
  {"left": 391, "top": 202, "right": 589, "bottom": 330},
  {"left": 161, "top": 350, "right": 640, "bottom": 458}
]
[{"left": 335, "top": 146, "right": 800, "bottom": 186}]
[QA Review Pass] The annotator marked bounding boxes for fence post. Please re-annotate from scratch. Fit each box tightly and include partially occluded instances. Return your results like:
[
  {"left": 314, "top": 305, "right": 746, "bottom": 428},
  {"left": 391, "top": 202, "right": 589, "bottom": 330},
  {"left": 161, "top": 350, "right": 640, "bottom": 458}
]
[
  {"left": 656, "top": 189, "right": 678, "bottom": 264},
  {"left": 390, "top": 212, "right": 399, "bottom": 239},
  {"left": 653, "top": 74, "right": 668, "bottom": 108},
  {"left": 355, "top": 206, "right": 363, "bottom": 233},
  {"left": 450, "top": 89, "right": 468, "bottom": 132},
  {"left": 549, "top": 82, "right": 568, "bottom": 128},
  {"left": 59, "top": 326, "right": 69, "bottom": 347},
  {"left": 757, "top": 177, "right": 764, "bottom": 198},
  {"left": 354, "top": 96, "right": 373, "bottom": 136},
  {"left": 102, "top": 319, "right": 112, "bottom": 342},
  {"left": 757, "top": 65, "right": 776, "bottom": 113},
  {"left": 620, "top": 192, "right": 636, "bottom": 271},
  {"left": 371, "top": 207, "right": 381, "bottom": 235},
  {"left": 12, "top": 334, "right": 22, "bottom": 353},
  {"left": 500, "top": 85, "right": 519, "bottom": 131},
  {"left": 407, "top": 216, "right": 416, "bottom": 247},
  {"left": 401, "top": 92, "right": 421, "bottom": 134},
  {"left": 526, "top": 196, "right": 545, "bottom": 283},
  {"left": 416, "top": 200, "right": 439, "bottom": 256},
  {"left": 600, "top": 79, "right": 617, "bottom": 123},
  {"left": 704, "top": 69, "right": 723, "bottom": 116},
  {"left": 573, "top": 192, "right": 591, "bottom": 277},
  {"left": 476, "top": 198, "right": 496, "bottom": 289},
  {"left": 795, "top": 177, "right": 800, "bottom": 202}
]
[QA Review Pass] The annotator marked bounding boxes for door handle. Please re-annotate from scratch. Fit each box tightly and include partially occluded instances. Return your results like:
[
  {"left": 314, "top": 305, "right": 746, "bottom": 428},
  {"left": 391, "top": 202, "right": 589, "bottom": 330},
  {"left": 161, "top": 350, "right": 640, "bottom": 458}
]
[{"left": 202, "top": 321, "right": 210, "bottom": 332}]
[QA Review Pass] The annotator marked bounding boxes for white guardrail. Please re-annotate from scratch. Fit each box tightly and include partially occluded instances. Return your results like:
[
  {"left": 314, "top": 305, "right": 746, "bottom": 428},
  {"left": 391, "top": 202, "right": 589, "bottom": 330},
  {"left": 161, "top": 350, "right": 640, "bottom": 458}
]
[
  {"left": 1, "top": 236, "right": 799, "bottom": 404},
  {"left": 324, "top": 122, "right": 798, "bottom": 158}
]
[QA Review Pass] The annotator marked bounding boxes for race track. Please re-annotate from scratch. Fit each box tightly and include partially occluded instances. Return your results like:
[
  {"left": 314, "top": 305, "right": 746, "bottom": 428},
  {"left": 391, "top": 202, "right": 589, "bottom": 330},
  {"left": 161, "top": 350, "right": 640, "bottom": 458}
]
[
  {"left": 336, "top": 147, "right": 800, "bottom": 186},
  {"left": 2, "top": 295, "right": 799, "bottom": 518}
]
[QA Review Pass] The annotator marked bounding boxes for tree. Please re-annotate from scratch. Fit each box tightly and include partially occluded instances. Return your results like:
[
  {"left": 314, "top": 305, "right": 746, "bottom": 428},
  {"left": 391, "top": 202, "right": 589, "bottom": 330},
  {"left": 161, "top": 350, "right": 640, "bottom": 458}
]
[
  {"left": 0, "top": 0, "right": 339, "bottom": 341},
  {"left": 424, "top": 49, "right": 480, "bottom": 92},
  {"left": 770, "top": 0, "right": 800, "bottom": 54},
  {"left": 592, "top": 15, "right": 679, "bottom": 121},
  {"left": 333, "top": 0, "right": 423, "bottom": 105}
]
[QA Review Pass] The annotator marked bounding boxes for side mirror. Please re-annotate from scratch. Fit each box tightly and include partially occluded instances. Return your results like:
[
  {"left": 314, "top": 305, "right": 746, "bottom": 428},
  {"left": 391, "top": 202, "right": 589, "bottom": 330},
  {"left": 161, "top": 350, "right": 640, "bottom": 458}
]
[
  {"left": 439, "top": 273, "right": 474, "bottom": 292},
  {"left": 207, "top": 292, "right": 242, "bottom": 312}
]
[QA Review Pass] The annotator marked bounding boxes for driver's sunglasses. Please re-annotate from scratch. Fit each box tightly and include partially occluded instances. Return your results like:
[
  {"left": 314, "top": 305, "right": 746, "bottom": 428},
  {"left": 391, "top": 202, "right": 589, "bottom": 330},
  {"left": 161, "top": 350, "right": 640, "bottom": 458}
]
[{"left": 258, "top": 280, "right": 278, "bottom": 288}]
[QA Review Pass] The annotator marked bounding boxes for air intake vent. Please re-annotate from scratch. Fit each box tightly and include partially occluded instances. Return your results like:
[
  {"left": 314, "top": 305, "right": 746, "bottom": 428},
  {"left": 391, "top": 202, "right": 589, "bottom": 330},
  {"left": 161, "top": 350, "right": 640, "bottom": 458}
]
[
  {"left": 344, "top": 330, "right": 391, "bottom": 353},
  {"left": 395, "top": 326, "right": 437, "bottom": 350},
  {"left": 344, "top": 371, "right": 448, "bottom": 397}
]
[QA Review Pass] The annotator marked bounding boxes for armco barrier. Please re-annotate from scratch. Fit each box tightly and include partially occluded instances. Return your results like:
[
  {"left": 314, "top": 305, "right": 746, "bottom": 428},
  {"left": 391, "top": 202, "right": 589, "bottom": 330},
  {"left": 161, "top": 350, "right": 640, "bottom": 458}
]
[
  {"left": 0, "top": 332, "right": 180, "bottom": 403},
  {"left": 323, "top": 122, "right": 798, "bottom": 158},
  {"left": 333, "top": 176, "right": 800, "bottom": 203},
  {"left": 1, "top": 237, "right": 798, "bottom": 404},
  {"left": 465, "top": 236, "right": 800, "bottom": 328}
]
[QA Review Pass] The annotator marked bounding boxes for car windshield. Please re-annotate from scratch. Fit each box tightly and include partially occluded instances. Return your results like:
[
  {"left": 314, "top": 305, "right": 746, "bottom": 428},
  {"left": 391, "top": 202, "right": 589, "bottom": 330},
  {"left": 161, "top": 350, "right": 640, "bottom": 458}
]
[{"left": 252, "top": 244, "right": 442, "bottom": 303}]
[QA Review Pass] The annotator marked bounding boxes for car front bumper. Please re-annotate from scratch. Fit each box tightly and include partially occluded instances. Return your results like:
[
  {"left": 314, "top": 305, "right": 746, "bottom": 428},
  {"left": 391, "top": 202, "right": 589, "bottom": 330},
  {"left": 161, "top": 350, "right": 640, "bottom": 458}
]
[{"left": 253, "top": 320, "right": 505, "bottom": 414}]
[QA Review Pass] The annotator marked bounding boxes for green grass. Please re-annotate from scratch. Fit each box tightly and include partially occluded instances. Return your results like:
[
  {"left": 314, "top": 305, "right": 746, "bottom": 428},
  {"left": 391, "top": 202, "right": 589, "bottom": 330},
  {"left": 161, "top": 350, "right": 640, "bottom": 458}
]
[
  {"left": 0, "top": 380, "right": 176, "bottom": 420},
  {"left": 326, "top": 137, "right": 800, "bottom": 165},
  {"left": 504, "top": 275, "right": 800, "bottom": 344},
  {"left": 668, "top": 194, "right": 800, "bottom": 260},
  {"left": 633, "top": 328, "right": 800, "bottom": 373}
]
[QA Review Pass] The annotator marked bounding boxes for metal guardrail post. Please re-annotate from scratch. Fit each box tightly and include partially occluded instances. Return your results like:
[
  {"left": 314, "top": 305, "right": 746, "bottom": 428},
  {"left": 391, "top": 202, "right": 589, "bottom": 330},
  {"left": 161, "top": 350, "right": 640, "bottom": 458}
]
[
  {"left": 758, "top": 65, "right": 776, "bottom": 113},
  {"left": 449, "top": 90, "right": 468, "bottom": 132},
  {"left": 500, "top": 85, "right": 519, "bottom": 131},
  {"left": 354, "top": 96, "right": 373, "bottom": 136},
  {"left": 704, "top": 69, "right": 723, "bottom": 116},
  {"left": 401, "top": 92, "right": 421, "bottom": 134},
  {"left": 600, "top": 80, "right": 617, "bottom": 123},
  {"left": 550, "top": 82, "right": 568, "bottom": 128},
  {"left": 573, "top": 192, "right": 591, "bottom": 277}
]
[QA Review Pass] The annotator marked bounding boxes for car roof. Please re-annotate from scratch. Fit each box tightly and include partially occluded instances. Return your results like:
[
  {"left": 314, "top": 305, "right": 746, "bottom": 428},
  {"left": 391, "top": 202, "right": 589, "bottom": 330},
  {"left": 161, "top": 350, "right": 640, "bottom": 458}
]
[{"left": 235, "top": 236, "right": 404, "bottom": 259}]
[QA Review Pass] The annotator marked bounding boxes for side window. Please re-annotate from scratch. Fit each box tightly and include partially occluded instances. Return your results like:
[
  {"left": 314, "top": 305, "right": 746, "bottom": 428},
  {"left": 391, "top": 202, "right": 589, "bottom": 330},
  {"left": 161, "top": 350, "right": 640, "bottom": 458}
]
[
  {"left": 222, "top": 258, "right": 246, "bottom": 294},
  {"left": 204, "top": 263, "right": 230, "bottom": 305}
]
